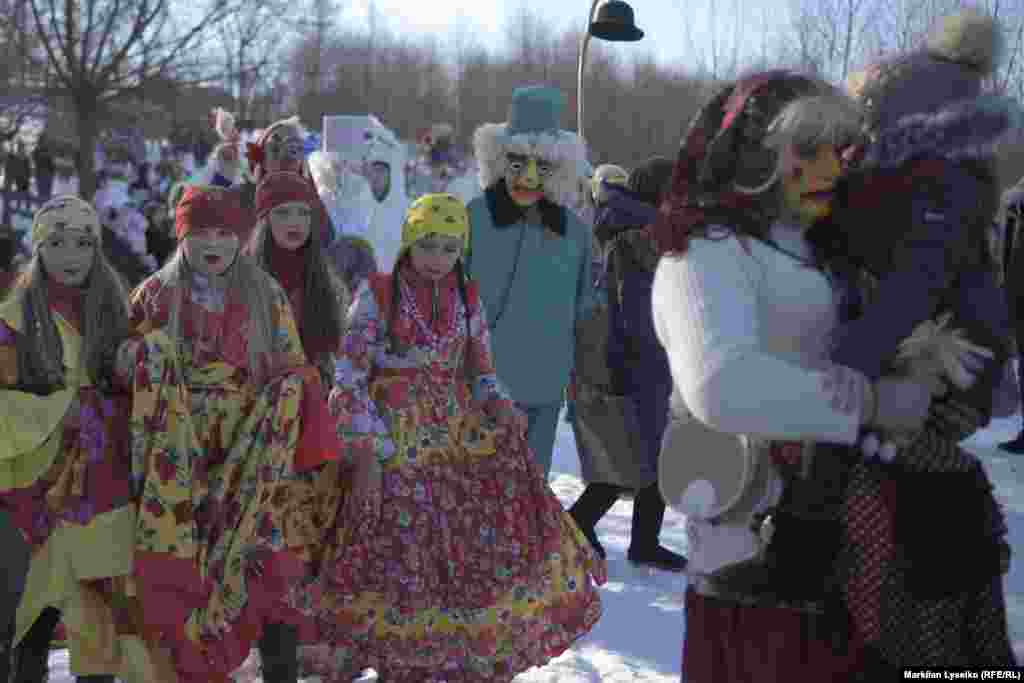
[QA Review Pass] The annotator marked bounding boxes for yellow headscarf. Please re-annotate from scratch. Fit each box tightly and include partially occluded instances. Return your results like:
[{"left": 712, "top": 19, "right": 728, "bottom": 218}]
[
  {"left": 400, "top": 193, "right": 469, "bottom": 253},
  {"left": 31, "top": 195, "right": 101, "bottom": 249}
]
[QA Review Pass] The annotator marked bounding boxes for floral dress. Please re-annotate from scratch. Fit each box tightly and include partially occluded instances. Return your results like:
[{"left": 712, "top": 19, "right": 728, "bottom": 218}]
[
  {"left": 0, "top": 286, "right": 137, "bottom": 678},
  {"left": 299, "top": 264, "right": 606, "bottom": 683},
  {"left": 115, "top": 270, "right": 334, "bottom": 683}
]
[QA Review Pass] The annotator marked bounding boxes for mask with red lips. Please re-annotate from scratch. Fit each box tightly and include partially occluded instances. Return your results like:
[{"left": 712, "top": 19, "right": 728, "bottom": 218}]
[{"left": 504, "top": 153, "right": 557, "bottom": 207}]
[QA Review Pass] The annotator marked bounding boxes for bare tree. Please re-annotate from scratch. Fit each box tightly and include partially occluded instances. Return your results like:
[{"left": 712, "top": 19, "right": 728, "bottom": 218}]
[
  {"left": 216, "top": 0, "right": 289, "bottom": 122},
  {"left": 678, "top": 0, "right": 748, "bottom": 79},
  {"left": 27, "top": 0, "right": 234, "bottom": 197},
  {"left": 0, "top": 0, "right": 48, "bottom": 145},
  {"left": 784, "top": 0, "right": 880, "bottom": 82},
  {"left": 451, "top": 9, "right": 476, "bottom": 144}
]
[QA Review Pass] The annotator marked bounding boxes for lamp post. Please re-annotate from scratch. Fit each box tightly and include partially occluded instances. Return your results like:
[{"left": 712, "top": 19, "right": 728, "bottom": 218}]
[{"left": 577, "top": 0, "right": 644, "bottom": 144}]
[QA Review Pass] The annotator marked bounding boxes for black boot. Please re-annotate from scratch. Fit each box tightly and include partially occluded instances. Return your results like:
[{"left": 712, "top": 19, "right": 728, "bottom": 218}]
[
  {"left": 13, "top": 607, "right": 61, "bottom": 683},
  {"left": 627, "top": 484, "right": 687, "bottom": 572},
  {"left": 1002, "top": 358, "right": 1024, "bottom": 453},
  {"left": 1000, "top": 433, "right": 1024, "bottom": 453},
  {"left": 0, "top": 615, "right": 14, "bottom": 683},
  {"left": 568, "top": 484, "right": 622, "bottom": 559},
  {"left": 258, "top": 622, "right": 299, "bottom": 683}
]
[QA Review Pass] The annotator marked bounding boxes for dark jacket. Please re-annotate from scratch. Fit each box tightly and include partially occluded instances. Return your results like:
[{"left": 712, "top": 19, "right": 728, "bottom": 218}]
[
  {"left": 598, "top": 184, "right": 672, "bottom": 470},
  {"left": 830, "top": 158, "right": 1010, "bottom": 418}
]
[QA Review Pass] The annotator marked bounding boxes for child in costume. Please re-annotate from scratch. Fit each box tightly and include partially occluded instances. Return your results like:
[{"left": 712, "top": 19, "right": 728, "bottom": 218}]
[
  {"left": 0, "top": 196, "right": 133, "bottom": 683},
  {"left": 113, "top": 185, "right": 339, "bottom": 683},
  {"left": 242, "top": 170, "right": 352, "bottom": 682},
  {"left": 805, "top": 9, "right": 1016, "bottom": 670},
  {"left": 826, "top": 10, "right": 1014, "bottom": 457},
  {"left": 299, "top": 193, "right": 606, "bottom": 683}
]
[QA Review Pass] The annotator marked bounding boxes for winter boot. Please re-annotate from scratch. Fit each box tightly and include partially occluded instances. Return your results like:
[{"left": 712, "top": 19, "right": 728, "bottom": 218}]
[
  {"left": 568, "top": 483, "right": 622, "bottom": 559},
  {"left": 1002, "top": 358, "right": 1024, "bottom": 453},
  {"left": 0, "top": 614, "right": 13, "bottom": 683},
  {"left": 626, "top": 484, "right": 687, "bottom": 572},
  {"left": 13, "top": 607, "right": 61, "bottom": 683},
  {"left": 999, "top": 432, "right": 1024, "bottom": 453},
  {"left": 258, "top": 622, "right": 300, "bottom": 683}
]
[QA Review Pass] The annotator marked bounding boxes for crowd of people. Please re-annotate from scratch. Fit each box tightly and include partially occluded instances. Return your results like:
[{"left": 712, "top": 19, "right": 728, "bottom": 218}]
[{"left": 0, "top": 6, "right": 1021, "bottom": 683}]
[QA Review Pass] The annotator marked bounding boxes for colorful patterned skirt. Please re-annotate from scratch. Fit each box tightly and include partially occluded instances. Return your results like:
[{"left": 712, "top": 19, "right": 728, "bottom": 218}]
[
  {"left": 298, "top": 373, "right": 607, "bottom": 682},
  {"left": 0, "top": 385, "right": 140, "bottom": 679},
  {"left": 124, "top": 332, "right": 324, "bottom": 683}
]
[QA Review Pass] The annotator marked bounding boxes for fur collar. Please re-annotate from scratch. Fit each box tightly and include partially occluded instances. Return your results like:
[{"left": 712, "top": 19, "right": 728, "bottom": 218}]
[
  {"left": 861, "top": 94, "right": 1023, "bottom": 171},
  {"left": 484, "top": 179, "right": 566, "bottom": 236}
]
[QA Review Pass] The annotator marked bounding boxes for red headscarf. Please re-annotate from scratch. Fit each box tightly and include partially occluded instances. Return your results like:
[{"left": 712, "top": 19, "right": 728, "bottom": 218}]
[
  {"left": 174, "top": 185, "right": 247, "bottom": 241},
  {"left": 255, "top": 171, "right": 321, "bottom": 221}
]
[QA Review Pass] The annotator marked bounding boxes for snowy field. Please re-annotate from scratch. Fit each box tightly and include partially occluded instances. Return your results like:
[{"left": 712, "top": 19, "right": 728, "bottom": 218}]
[{"left": 47, "top": 411, "right": 1024, "bottom": 681}]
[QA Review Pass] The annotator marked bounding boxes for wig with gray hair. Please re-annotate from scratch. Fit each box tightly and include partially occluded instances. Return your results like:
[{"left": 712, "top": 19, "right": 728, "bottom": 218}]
[
  {"left": 8, "top": 248, "right": 130, "bottom": 390},
  {"left": 764, "top": 94, "right": 862, "bottom": 158},
  {"left": 755, "top": 93, "right": 863, "bottom": 196},
  {"left": 140, "top": 246, "right": 281, "bottom": 385}
]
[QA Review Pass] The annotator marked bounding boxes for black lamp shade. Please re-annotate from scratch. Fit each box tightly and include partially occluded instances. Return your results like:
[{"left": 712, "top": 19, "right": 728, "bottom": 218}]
[{"left": 589, "top": 0, "right": 644, "bottom": 42}]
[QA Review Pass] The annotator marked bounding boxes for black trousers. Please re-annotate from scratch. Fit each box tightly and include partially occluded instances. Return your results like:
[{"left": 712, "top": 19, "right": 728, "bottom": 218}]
[
  {"left": 0, "top": 508, "right": 28, "bottom": 683},
  {"left": 1016, "top": 320, "right": 1024, "bottom": 426},
  {"left": 568, "top": 482, "right": 667, "bottom": 552},
  {"left": 258, "top": 621, "right": 299, "bottom": 683}
]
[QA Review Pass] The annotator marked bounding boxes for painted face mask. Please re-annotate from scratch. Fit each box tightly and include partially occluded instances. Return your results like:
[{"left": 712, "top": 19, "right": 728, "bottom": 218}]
[
  {"left": 31, "top": 196, "right": 103, "bottom": 286},
  {"left": 780, "top": 142, "right": 841, "bottom": 225},
  {"left": 264, "top": 128, "right": 305, "bottom": 175},
  {"left": 39, "top": 229, "right": 96, "bottom": 287},
  {"left": 182, "top": 227, "right": 240, "bottom": 277},
  {"left": 269, "top": 201, "right": 313, "bottom": 251},
  {"left": 504, "top": 153, "right": 557, "bottom": 207}
]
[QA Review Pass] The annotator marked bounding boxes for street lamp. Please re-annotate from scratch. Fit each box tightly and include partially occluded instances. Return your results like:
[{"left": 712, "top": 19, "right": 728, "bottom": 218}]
[{"left": 577, "top": 0, "right": 644, "bottom": 143}]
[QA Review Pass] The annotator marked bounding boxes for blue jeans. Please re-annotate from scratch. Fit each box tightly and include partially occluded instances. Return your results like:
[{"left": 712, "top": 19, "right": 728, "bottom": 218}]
[{"left": 517, "top": 401, "right": 563, "bottom": 478}]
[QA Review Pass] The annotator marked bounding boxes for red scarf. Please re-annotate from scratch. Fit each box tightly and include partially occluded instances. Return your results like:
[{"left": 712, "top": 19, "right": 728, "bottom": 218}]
[
  {"left": 266, "top": 240, "right": 340, "bottom": 359},
  {"left": 46, "top": 278, "right": 86, "bottom": 332}
]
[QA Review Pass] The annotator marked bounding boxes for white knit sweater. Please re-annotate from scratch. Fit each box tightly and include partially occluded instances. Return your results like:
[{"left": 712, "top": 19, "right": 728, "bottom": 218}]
[{"left": 651, "top": 222, "right": 862, "bottom": 445}]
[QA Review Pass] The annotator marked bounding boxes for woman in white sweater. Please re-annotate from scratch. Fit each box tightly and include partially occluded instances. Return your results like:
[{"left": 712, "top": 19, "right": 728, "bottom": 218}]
[{"left": 650, "top": 72, "right": 957, "bottom": 681}]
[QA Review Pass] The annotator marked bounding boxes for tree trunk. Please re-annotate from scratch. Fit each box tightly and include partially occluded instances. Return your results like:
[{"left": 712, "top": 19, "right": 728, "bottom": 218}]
[{"left": 74, "top": 98, "right": 99, "bottom": 201}]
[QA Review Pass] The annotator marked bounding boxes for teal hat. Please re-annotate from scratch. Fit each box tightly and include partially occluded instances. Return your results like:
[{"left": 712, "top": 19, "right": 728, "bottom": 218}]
[{"left": 505, "top": 86, "right": 565, "bottom": 138}]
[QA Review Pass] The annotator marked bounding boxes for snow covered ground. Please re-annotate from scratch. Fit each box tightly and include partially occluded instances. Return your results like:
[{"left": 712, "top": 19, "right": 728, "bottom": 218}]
[{"left": 47, "top": 411, "right": 1024, "bottom": 681}]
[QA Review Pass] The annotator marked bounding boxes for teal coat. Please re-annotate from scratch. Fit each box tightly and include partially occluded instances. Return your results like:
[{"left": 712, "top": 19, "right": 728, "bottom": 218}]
[{"left": 466, "top": 181, "right": 595, "bottom": 405}]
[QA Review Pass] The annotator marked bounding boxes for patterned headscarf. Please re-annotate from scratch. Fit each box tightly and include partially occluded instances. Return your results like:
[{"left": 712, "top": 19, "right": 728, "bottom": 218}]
[
  {"left": 400, "top": 193, "right": 469, "bottom": 253},
  {"left": 31, "top": 195, "right": 102, "bottom": 248},
  {"left": 650, "top": 70, "right": 826, "bottom": 256}
]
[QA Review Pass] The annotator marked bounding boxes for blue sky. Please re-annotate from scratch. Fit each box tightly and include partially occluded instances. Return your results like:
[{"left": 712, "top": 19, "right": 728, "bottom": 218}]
[{"left": 343, "top": 0, "right": 794, "bottom": 68}]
